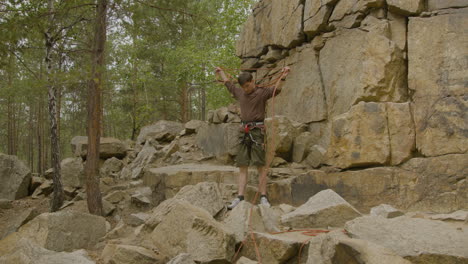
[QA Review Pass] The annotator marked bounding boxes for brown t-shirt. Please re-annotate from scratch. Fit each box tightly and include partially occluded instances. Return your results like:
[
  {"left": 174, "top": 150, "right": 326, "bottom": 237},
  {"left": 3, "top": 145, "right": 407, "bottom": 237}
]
[{"left": 225, "top": 81, "right": 280, "bottom": 122}]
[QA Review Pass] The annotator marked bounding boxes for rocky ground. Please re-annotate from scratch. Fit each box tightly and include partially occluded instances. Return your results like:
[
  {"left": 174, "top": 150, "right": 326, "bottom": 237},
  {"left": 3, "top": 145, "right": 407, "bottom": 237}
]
[{"left": 1, "top": 117, "right": 467, "bottom": 264}]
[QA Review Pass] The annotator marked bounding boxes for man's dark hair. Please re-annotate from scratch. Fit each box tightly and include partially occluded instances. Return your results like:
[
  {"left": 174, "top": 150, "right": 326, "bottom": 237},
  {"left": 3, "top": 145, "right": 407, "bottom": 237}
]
[{"left": 238, "top": 72, "right": 253, "bottom": 86}]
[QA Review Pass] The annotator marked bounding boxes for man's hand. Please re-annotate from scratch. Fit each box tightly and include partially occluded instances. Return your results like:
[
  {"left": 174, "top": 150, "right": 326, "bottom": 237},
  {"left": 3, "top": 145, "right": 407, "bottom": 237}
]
[
  {"left": 281, "top": 66, "right": 290, "bottom": 80},
  {"left": 215, "top": 67, "right": 229, "bottom": 83}
]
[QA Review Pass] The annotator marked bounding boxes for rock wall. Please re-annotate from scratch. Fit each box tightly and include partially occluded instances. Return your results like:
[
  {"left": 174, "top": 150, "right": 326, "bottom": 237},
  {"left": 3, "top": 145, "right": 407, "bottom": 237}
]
[
  {"left": 236, "top": 0, "right": 467, "bottom": 210},
  {"left": 238, "top": 0, "right": 468, "bottom": 166}
]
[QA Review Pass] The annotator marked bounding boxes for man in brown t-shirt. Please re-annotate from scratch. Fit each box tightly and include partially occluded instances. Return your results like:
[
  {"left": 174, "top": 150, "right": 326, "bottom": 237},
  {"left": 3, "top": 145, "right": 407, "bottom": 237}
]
[{"left": 215, "top": 67, "right": 290, "bottom": 209}]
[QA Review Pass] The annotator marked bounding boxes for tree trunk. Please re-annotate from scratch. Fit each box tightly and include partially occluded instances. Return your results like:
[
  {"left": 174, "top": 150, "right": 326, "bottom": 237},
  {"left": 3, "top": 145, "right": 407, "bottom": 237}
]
[
  {"left": 180, "top": 84, "right": 188, "bottom": 123},
  {"left": 29, "top": 103, "right": 35, "bottom": 172},
  {"left": 46, "top": 0, "right": 64, "bottom": 212},
  {"left": 85, "top": 0, "right": 107, "bottom": 216}
]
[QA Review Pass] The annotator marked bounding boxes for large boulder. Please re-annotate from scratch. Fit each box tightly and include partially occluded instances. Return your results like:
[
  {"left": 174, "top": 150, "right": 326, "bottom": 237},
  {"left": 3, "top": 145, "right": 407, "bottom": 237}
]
[
  {"left": 241, "top": 232, "right": 305, "bottom": 264},
  {"left": 196, "top": 123, "right": 240, "bottom": 160},
  {"left": 307, "top": 230, "right": 411, "bottom": 264},
  {"left": 281, "top": 189, "right": 361, "bottom": 228},
  {"left": 149, "top": 200, "right": 235, "bottom": 262},
  {"left": 223, "top": 201, "right": 266, "bottom": 243},
  {"left": 236, "top": 0, "right": 304, "bottom": 57},
  {"left": 137, "top": 120, "right": 184, "bottom": 144},
  {"left": 61, "top": 157, "right": 85, "bottom": 188},
  {"left": 320, "top": 18, "right": 407, "bottom": 118},
  {"left": 408, "top": 10, "right": 468, "bottom": 157},
  {"left": 0, "top": 234, "right": 95, "bottom": 264},
  {"left": 172, "top": 182, "right": 224, "bottom": 217},
  {"left": 327, "top": 102, "right": 414, "bottom": 168},
  {"left": 345, "top": 216, "right": 468, "bottom": 263},
  {"left": 100, "top": 157, "right": 123, "bottom": 178},
  {"left": 184, "top": 120, "right": 205, "bottom": 134},
  {"left": 71, "top": 136, "right": 127, "bottom": 159},
  {"left": 16, "top": 211, "right": 106, "bottom": 252},
  {"left": 0, "top": 154, "right": 31, "bottom": 200},
  {"left": 121, "top": 141, "right": 158, "bottom": 180},
  {"left": 267, "top": 45, "right": 327, "bottom": 124}
]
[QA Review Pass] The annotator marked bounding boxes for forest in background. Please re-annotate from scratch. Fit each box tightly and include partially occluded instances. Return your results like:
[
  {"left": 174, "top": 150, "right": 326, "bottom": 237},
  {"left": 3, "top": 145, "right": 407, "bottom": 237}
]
[{"left": 0, "top": 0, "right": 253, "bottom": 174}]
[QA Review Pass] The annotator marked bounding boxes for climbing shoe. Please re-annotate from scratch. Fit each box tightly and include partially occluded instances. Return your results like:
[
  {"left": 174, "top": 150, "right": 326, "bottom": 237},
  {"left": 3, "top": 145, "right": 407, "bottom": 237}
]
[
  {"left": 259, "top": 196, "right": 271, "bottom": 207},
  {"left": 227, "top": 197, "right": 242, "bottom": 210}
]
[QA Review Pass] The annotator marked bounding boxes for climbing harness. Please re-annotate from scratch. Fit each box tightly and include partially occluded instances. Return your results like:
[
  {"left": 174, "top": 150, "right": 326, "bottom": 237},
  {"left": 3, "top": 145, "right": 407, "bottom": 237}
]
[{"left": 241, "top": 121, "right": 265, "bottom": 148}]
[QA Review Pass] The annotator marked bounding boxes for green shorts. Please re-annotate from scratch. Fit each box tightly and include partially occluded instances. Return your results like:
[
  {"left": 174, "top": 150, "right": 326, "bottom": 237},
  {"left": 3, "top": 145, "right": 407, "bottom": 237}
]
[{"left": 236, "top": 127, "right": 266, "bottom": 167}]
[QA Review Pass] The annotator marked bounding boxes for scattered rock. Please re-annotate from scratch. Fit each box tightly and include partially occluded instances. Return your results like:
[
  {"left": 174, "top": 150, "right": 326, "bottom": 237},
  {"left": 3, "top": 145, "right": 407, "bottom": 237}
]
[
  {"left": 137, "top": 120, "right": 184, "bottom": 144},
  {"left": 103, "top": 199, "right": 116, "bottom": 216},
  {"left": 105, "top": 190, "right": 130, "bottom": 204},
  {"left": 173, "top": 182, "right": 224, "bottom": 216},
  {"left": 44, "top": 168, "right": 54, "bottom": 180},
  {"left": 370, "top": 204, "right": 404, "bottom": 218},
  {"left": 307, "top": 230, "right": 411, "bottom": 264},
  {"left": 17, "top": 211, "right": 107, "bottom": 251},
  {"left": 265, "top": 116, "right": 305, "bottom": 160},
  {"left": 128, "top": 213, "right": 150, "bottom": 227},
  {"left": 241, "top": 232, "right": 304, "bottom": 264},
  {"left": 71, "top": 136, "right": 127, "bottom": 159},
  {"left": 0, "top": 208, "right": 39, "bottom": 239},
  {"left": 61, "top": 157, "right": 85, "bottom": 188},
  {"left": 122, "top": 141, "right": 158, "bottom": 180},
  {"left": 185, "top": 120, "right": 205, "bottom": 134},
  {"left": 30, "top": 176, "right": 45, "bottom": 194},
  {"left": 100, "top": 157, "right": 124, "bottom": 178},
  {"left": 258, "top": 204, "right": 280, "bottom": 232},
  {"left": 224, "top": 201, "right": 265, "bottom": 243},
  {"left": 0, "top": 153, "right": 31, "bottom": 200},
  {"left": 196, "top": 123, "right": 241, "bottom": 161},
  {"left": 149, "top": 200, "right": 235, "bottom": 261},
  {"left": 281, "top": 189, "right": 361, "bottom": 228},
  {"left": 0, "top": 235, "right": 95, "bottom": 264},
  {"left": 32, "top": 180, "right": 53, "bottom": 198}
]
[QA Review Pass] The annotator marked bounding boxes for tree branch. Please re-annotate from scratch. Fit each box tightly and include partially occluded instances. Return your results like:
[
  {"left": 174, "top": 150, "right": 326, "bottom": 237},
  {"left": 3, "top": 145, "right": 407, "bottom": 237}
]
[
  {"left": 134, "top": 0, "right": 213, "bottom": 30},
  {"left": 8, "top": 49, "right": 40, "bottom": 80}
]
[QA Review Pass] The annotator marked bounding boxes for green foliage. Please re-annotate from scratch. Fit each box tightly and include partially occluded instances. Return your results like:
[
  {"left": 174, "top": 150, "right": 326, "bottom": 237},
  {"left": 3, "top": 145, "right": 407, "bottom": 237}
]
[{"left": 0, "top": 0, "right": 254, "bottom": 168}]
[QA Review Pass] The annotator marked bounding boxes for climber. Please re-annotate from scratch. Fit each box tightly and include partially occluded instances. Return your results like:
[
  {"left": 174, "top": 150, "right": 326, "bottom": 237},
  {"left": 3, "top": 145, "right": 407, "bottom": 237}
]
[{"left": 215, "top": 66, "right": 290, "bottom": 209}]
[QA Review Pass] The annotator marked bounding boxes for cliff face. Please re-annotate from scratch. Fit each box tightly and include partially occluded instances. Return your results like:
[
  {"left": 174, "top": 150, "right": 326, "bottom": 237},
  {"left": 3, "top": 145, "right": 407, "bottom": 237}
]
[{"left": 235, "top": 0, "right": 467, "bottom": 211}]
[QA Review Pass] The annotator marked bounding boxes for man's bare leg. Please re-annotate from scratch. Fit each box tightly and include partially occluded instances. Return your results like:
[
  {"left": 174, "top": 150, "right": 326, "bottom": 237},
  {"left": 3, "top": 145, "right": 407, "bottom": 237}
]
[
  {"left": 257, "top": 166, "right": 268, "bottom": 195},
  {"left": 238, "top": 166, "right": 248, "bottom": 196},
  {"left": 228, "top": 166, "right": 249, "bottom": 210},
  {"left": 257, "top": 166, "right": 270, "bottom": 206}
]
